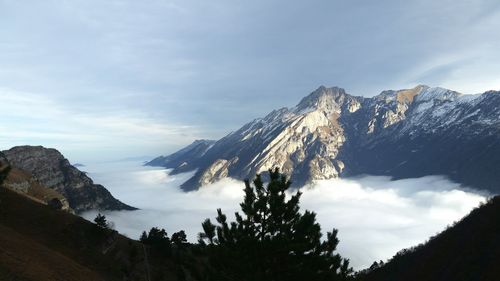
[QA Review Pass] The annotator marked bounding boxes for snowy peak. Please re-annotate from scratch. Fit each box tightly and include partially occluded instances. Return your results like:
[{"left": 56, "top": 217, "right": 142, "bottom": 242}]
[
  {"left": 295, "top": 86, "right": 362, "bottom": 114},
  {"left": 146, "top": 139, "right": 215, "bottom": 169},
  {"left": 296, "top": 86, "right": 347, "bottom": 107},
  {"left": 375, "top": 85, "right": 427, "bottom": 104},
  {"left": 177, "top": 139, "right": 216, "bottom": 154},
  {"left": 414, "top": 86, "right": 461, "bottom": 103},
  {"left": 148, "top": 85, "right": 500, "bottom": 193},
  {"left": 372, "top": 85, "right": 461, "bottom": 105}
]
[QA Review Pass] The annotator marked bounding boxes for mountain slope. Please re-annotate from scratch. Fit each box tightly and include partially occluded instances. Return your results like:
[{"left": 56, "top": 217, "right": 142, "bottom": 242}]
[
  {"left": 348, "top": 89, "right": 500, "bottom": 192},
  {"left": 0, "top": 187, "right": 143, "bottom": 281},
  {"left": 0, "top": 224, "right": 107, "bottom": 281},
  {"left": 148, "top": 85, "right": 500, "bottom": 192},
  {"left": 2, "top": 146, "right": 135, "bottom": 212},
  {"left": 359, "top": 196, "right": 500, "bottom": 281},
  {"left": 0, "top": 187, "right": 204, "bottom": 281},
  {"left": 3, "top": 166, "right": 72, "bottom": 211},
  {"left": 146, "top": 139, "right": 215, "bottom": 174}
]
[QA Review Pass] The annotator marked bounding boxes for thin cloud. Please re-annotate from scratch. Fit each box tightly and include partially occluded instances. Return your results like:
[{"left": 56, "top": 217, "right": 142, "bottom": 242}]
[
  {"left": 0, "top": 88, "right": 203, "bottom": 161},
  {"left": 2, "top": 1, "right": 500, "bottom": 160}
]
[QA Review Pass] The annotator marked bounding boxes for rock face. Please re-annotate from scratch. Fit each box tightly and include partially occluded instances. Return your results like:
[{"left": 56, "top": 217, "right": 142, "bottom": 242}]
[
  {"left": 2, "top": 146, "right": 136, "bottom": 213},
  {"left": 148, "top": 85, "right": 500, "bottom": 193},
  {"left": 3, "top": 166, "right": 73, "bottom": 212}
]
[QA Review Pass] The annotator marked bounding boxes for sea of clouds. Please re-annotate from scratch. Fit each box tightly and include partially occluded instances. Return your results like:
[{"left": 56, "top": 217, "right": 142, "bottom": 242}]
[{"left": 81, "top": 160, "right": 486, "bottom": 269}]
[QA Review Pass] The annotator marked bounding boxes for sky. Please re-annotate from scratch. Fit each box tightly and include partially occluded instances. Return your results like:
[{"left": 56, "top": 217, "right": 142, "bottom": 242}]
[
  {"left": 81, "top": 160, "right": 486, "bottom": 269},
  {"left": 2, "top": 0, "right": 500, "bottom": 161}
]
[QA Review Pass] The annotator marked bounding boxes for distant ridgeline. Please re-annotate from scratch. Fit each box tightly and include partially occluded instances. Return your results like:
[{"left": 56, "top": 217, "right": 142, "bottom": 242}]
[
  {"left": 1, "top": 145, "right": 135, "bottom": 213},
  {"left": 148, "top": 85, "right": 500, "bottom": 193}
]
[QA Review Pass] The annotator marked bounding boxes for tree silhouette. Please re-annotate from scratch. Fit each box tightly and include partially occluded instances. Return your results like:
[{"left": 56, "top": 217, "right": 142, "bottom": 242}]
[
  {"left": 140, "top": 231, "right": 148, "bottom": 243},
  {"left": 140, "top": 227, "right": 172, "bottom": 256},
  {"left": 141, "top": 227, "right": 169, "bottom": 244},
  {"left": 94, "top": 213, "right": 108, "bottom": 228},
  {"left": 199, "top": 168, "right": 352, "bottom": 281},
  {"left": 199, "top": 218, "right": 216, "bottom": 245},
  {"left": 171, "top": 230, "right": 188, "bottom": 246}
]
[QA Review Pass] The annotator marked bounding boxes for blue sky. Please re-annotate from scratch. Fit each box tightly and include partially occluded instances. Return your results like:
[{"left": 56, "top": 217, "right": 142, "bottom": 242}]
[{"left": 1, "top": 0, "right": 500, "bottom": 162}]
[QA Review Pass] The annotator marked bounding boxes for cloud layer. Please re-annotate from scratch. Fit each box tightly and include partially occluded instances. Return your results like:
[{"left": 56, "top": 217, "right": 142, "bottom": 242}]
[{"left": 81, "top": 161, "right": 486, "bottom": 269}]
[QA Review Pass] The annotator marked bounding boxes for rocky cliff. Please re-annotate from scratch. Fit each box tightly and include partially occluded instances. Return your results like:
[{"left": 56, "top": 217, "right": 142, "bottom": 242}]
[
  {"left": 148, "top": 85, "right": 500, "bottom": 193},
  {"left": 2, "top": 146, "right": 136, "bottom": 213}
]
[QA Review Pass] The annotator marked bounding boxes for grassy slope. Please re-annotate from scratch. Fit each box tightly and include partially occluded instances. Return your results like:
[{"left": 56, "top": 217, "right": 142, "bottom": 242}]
[
  {"left": 0, "top": 187, "right": 187, "bottom": 281},
  {"left": 0, "top": 224, "right": 106, "bottom": 281},
  {"left": 4, "top": 167, "right": 66, "bottom": 205}
]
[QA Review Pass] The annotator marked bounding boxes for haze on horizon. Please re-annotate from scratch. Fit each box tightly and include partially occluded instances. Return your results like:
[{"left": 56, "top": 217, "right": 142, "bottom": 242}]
[{"left": 2, "top": 0, "right": 500, "bottom": 161}]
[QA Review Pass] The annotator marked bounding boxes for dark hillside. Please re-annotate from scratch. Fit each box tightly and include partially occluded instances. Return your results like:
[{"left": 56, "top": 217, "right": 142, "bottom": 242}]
[
  {"left": 0, "top": 187, "right": 200, "bottom": 281},
  {"left": 360, "top": 196, "right": 500, "bottom": 281}
]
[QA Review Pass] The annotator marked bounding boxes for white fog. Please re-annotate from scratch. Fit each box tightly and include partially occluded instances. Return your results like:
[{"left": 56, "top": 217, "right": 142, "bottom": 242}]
[{"left": 81, "top": 160, "right": 486, "bottom": 269}]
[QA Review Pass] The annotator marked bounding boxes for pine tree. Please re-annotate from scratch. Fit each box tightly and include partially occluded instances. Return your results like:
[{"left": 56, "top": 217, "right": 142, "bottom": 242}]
[
  {"left": 94, "top": 213, "right": 108, "bottom": 228},
  {"left": 171, "top": 230, "right": 188, "bottom": 246},
  {"left": 141, "top": 227, "right": 172, "bottom": 256},
  {"left": 140, "top": 231, "right": 148, "bottom": 243},
  {"left": 145, "top": 227, "right": 170, "bottom": 245},
  {"left": 199, "top": 168, "right": 352, "bottom": 281},
  {"left": 199, "top": 218, "right": 216, "bottom": 245}
]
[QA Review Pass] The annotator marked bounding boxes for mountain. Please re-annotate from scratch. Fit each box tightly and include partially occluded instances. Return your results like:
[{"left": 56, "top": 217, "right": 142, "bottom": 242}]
[
  {"left": 2, "top": 164, "right": 73, "bottom": 212},
  {"left": 2, "top": 146, "right": 135, "bottom": 213},
  {"left": 358, "top": 196, "right": 500, "bottom": 281},
  {"left": 146, "top": 139, "right": 216, "bottom": 174},
  {"left": 148, "top": 85, "right": 500, "bottom": 192}
]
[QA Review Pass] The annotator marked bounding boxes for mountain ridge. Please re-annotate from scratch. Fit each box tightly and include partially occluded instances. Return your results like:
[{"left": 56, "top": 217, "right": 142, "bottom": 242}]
[
  {"left": 147, "top": 85, "right": 500, "bottom": 192},
  {"left": 2, "top": 145, "right": 136, "bottom": 212}
]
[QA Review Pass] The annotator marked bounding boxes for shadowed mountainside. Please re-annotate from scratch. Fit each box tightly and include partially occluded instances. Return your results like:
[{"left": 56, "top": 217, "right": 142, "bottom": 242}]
[
  {"left": 359, "top": 196, "right": 500, "bottom": 281},
  {"left": 0, "top": 187, "right": 204, "bottom": 281}
]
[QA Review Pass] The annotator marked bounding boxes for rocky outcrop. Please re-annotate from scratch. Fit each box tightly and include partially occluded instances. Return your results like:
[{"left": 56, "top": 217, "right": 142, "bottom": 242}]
[
  {"left": 2, "top": 146, "right": 136, "bottom": 213},
  {"left": 149, "top": 85, "right": 500, "bottom": 193},
  {"left": 198, "top": 157, "right": 239, "bottom": 186},
  {"left": 3, "top": 166, "right": 72, "bottom": 212}
]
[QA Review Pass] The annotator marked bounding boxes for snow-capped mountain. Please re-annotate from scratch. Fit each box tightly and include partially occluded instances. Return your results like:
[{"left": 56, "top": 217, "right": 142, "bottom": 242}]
[
  {"left": 146, "top": 139, "right": 216, "bottom": 173},
  {"left": 147, "top": 85, "right": 500, "bottom": 193}
]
